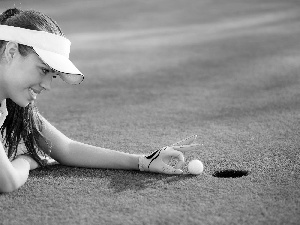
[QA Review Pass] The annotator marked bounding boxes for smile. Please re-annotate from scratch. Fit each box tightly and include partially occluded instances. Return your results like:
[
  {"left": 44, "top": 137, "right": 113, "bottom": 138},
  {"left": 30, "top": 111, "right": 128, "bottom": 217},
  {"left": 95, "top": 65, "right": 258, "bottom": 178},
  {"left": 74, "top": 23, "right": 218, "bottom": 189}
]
[{"left": 28, "top": 88, "right": 40, "bottom": 100}]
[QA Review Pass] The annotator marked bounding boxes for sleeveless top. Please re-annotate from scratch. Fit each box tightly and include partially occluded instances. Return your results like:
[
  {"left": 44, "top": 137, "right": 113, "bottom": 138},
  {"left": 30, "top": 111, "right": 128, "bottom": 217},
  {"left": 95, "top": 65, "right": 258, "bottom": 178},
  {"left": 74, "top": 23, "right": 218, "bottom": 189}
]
[{"left": 0, "top": 99, "right": 8, "bottom": 127}]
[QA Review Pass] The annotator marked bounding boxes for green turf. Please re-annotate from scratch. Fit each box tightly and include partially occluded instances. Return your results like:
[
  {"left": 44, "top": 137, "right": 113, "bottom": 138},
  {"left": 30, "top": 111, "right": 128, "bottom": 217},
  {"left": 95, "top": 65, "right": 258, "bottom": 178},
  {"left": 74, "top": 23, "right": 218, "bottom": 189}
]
[{"left": 1, "top": 0, "right": 300, "bottom": 224}]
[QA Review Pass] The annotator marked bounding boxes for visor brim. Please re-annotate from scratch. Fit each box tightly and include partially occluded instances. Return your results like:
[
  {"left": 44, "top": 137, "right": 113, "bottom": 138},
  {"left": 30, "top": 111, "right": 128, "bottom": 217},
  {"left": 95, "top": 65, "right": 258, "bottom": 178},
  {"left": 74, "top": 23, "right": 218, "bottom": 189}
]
[{"left": 34, "top": 47, "right": 84, "bottom": 85}]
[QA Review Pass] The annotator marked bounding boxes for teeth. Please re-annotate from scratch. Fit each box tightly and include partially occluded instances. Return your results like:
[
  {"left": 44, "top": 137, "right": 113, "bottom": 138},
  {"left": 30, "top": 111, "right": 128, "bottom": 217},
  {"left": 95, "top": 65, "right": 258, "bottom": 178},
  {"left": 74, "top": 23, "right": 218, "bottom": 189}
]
[{"left": 29, "top": 88, "right": 37, "bottom": 99}]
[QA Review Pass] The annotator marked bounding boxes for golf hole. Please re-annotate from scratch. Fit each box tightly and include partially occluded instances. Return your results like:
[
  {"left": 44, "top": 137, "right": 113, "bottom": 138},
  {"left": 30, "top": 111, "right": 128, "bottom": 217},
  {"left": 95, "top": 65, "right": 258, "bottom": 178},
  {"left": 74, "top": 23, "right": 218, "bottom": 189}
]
[{"left": 212, "top": 169, "right": 249, "bottom": 178}]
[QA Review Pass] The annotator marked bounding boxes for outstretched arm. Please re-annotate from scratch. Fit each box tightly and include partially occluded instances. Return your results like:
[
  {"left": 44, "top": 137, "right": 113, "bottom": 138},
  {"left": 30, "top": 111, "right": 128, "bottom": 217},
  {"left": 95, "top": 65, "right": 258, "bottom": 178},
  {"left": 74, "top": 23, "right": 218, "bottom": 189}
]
[
  {"left": 39, "top": 116, "right": 140, "bottom": 170},
  {"left": 39, "top": 115, "right": 200, "bottom": 174},
  {"left": 62, "top": 141, "right": 140, "bottom": 170}
]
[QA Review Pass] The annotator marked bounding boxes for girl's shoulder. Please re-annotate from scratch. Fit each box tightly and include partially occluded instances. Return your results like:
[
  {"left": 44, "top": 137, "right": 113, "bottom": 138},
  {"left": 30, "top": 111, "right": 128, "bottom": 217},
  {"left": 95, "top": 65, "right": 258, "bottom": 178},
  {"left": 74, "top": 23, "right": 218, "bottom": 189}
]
[{"left": 0, "top": 99, "right": 8, "bottom": 127}]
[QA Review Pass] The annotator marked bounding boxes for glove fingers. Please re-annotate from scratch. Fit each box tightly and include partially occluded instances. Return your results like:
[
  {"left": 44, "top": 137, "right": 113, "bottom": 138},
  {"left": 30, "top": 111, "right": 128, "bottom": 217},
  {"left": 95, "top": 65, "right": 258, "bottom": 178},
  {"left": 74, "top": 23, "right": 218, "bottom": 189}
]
[
  {"left": 171, "top": 135, "right": 197, "bottom": 146},
  {"left": 162, "top": 164, "right": 183, "bottom": 175},
  {"left": 175, "top": 160, "right": 184, "bottom": 169},
  {"left": 172, "top": 144, "right": 202, "bottom": 152},
  {"left": 163, "top": 149, "right": 185, "bottom": 170}
]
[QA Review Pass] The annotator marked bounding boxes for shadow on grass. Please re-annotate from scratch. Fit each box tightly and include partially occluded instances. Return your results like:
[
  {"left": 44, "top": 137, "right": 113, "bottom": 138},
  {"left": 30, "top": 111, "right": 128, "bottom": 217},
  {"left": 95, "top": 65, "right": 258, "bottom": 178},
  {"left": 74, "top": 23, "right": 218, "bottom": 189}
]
[{"left": 30, "top": 165, "right": 196, "bottom": 193}]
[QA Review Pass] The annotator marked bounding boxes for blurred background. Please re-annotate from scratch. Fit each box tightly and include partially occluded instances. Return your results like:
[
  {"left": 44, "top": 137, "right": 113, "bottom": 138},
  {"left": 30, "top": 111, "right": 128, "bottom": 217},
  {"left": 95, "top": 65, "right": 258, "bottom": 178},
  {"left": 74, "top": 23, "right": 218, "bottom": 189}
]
[{"left": 1, "top": 0, "right": 300, "bottom": 149}]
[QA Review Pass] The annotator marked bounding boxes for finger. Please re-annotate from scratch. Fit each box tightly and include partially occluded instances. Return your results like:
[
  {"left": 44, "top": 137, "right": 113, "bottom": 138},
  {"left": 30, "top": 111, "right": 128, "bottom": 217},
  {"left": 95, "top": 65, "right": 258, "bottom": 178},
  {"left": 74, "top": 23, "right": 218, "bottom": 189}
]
[
  {"left": 164, "top": 149, "right": 185, "bottom": 169},
  {"left": 175, "top": 160, "right": 184, "bottom": 170},
  {"left": 172, "top": 144, "right": 202, "bottom": 152},
  {"left": 161, "top": 164, "right": 183, "bottom": 175},
  {"left": 47, "top": 159, "right": 59, "bottom": 166},
  {"left": 171, "top": 135, "right": 197, "bottom": 146},
  {"left": 40, "top": 156, "right": 59, "bottom": 166}
]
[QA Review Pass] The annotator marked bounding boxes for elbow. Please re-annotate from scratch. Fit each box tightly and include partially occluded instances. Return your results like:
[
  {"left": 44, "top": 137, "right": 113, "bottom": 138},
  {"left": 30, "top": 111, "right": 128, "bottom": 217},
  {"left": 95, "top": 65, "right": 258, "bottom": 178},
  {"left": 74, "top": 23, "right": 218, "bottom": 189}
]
[
  {"left": 50, "top": 139, "right": 74, "bottom": 166},
  {"left": 0, "top": 170, "right": 28, "bottom": 193},
  {"left": 0, "top": 179, "right": 20, "bottom": 193},
  {"left": 0, "top": 186, "right": 17, "bottom": 193}
]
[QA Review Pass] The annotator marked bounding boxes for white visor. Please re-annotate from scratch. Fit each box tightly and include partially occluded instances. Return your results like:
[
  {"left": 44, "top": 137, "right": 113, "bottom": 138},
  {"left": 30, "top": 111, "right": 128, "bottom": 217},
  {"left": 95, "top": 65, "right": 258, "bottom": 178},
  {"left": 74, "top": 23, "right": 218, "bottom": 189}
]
[{"left": 0, "top": 25, "right": 84, "bottom": 85}]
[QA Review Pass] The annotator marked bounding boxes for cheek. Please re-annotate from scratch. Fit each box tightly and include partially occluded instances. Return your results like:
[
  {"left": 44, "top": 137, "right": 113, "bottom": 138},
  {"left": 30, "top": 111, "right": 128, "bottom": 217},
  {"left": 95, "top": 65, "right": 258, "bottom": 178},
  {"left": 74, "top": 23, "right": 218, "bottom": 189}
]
[
  {"left": 9, "top": 72, "right": 29, "bottom": 89},
  {"left": 13, "top": 69, "right": 41, "bottom": 88},
  {"left": 6, "top": 55, "right": 42, "bottom": 88}
]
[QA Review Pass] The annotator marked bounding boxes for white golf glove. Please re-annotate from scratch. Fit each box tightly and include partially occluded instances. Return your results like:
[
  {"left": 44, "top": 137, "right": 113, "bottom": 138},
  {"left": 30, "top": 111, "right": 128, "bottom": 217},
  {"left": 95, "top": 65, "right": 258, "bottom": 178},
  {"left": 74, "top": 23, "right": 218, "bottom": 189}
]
[{"left": 138, "top": 135, "right": 201, "bottom": 174}]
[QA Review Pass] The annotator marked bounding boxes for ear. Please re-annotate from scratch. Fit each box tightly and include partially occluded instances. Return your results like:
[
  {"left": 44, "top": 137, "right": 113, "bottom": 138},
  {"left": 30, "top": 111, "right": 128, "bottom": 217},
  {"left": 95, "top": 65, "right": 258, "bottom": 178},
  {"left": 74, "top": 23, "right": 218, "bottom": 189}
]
[{"left": 3, "top": 42, "right": 19, "bottom": 63}]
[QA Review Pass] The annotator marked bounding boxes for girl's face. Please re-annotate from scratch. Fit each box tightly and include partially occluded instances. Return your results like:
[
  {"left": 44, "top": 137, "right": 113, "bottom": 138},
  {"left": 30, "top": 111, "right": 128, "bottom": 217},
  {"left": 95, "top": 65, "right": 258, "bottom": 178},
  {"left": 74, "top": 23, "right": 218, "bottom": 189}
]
[{"left": 2, "top": 43, "right": 57, "bottom": 107}]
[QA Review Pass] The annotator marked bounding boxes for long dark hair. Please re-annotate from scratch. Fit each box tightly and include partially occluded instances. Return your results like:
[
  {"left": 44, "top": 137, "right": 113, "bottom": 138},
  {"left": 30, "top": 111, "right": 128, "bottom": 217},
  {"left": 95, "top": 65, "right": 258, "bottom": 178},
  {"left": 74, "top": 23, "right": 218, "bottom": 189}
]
[{"left": 0, "top": 8, "right": 64, "bottom": 166}]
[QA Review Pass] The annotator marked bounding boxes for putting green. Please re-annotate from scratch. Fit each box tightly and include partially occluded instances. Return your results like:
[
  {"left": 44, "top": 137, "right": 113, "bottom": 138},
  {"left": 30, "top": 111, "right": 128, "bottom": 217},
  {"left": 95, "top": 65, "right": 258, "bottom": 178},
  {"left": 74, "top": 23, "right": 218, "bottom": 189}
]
[{"left": 0, "top": 0, "right": 299, "bottom": 224}]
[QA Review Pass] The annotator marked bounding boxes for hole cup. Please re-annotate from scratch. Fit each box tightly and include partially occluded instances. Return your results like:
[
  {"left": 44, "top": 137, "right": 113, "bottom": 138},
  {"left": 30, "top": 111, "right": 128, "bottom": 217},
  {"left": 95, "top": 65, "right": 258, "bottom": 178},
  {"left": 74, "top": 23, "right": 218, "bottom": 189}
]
[{"left": 212, "top": 169, "right": 249, "bottom": 178}]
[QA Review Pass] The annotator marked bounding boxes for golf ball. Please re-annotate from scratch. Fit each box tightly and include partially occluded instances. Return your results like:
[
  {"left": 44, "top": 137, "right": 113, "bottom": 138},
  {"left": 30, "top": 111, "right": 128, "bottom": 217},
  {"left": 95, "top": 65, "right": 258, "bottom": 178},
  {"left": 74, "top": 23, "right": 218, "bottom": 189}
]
[{"left": 188, "top": 160, "right": 204, "bottom": 175}]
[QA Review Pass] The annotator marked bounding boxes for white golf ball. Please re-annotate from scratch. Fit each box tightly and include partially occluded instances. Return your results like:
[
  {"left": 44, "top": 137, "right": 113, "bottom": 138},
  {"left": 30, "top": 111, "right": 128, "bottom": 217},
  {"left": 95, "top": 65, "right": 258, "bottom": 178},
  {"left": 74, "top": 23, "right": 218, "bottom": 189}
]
[{"left": 188, "top": 160, "right": 204, "bottom": 175}]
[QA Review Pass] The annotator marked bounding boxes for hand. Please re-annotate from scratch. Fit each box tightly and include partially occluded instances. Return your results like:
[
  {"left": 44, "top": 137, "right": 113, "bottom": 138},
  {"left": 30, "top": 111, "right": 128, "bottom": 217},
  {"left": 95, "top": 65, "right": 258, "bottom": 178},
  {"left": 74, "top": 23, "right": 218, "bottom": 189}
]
[
  {"left": 16, "top": 154, "right": 58, "bottom": 170},
  {"left": 39, "top": 156, "right": 59, "bottom": 167},
  {"left": 139, "top": 135, "right": 201, "bottom": 174},
  {"left": 16, "top": 154, "right": 39, "bottom": 170}
]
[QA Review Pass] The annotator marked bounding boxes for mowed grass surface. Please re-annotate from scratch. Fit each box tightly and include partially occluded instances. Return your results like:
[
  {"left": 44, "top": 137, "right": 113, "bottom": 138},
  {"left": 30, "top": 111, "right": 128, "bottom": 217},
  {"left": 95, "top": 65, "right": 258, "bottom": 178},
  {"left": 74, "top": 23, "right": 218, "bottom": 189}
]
[{"left": 1, "top": 0, "right": 300, "bottom": 224}]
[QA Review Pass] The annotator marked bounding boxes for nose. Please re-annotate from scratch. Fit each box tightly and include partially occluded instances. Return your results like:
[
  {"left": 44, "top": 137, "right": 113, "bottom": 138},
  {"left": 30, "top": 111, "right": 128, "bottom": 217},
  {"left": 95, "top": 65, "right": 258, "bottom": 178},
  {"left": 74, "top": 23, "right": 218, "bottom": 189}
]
[{"left": 40, "top": 73, "right": 53, "bottom": 91}]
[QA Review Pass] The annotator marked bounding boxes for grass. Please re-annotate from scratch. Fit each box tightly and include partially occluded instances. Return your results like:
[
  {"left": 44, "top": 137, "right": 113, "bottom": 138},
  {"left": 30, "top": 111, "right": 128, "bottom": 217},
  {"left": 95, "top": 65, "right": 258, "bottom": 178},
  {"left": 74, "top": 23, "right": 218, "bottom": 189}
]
[{"left": 0, "top": 0, "right": 300, "bottom": 224}]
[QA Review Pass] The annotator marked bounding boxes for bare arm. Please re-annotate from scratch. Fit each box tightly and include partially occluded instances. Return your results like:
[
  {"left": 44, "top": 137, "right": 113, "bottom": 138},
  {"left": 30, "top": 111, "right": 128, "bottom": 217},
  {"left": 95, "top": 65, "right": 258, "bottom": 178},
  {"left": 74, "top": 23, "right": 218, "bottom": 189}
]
[
  {"left": 0, "top": 142, "right": 38, "bottom": 192},
  {"left": 39, "top": 116, "right": 200, "bottom": 174},
  {"left": 39, "top": 116, "right": 140, "bottom": 170},
  {"left": 0, "top": 157, "right": 30, "bottom": 193},
  {"left": 61, "top": 141, "right": 140, "bottom": 170},
  {"left": 0, "top": 98, "right": 37, "bottom": 193}
]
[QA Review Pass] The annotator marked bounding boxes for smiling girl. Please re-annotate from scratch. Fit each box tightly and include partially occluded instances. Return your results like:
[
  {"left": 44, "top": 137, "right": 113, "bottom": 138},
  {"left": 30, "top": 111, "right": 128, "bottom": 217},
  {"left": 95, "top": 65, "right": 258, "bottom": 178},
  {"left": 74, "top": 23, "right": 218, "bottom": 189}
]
[{"left": 0, "top": 8, "right": 199, "bottom": 193}]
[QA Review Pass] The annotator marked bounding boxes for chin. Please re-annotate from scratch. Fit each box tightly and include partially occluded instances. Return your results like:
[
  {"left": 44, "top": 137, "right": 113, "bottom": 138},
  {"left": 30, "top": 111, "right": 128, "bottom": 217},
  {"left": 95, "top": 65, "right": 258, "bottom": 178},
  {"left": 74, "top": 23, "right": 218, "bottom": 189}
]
[
  {"left": 8, "top": 91, "right": 33, "bottom": 108},
  {"left": 20, "top": 101, "right": 31, "bottom": 107},
  {"left": 12, "top": 99, "right": 31, "bottom": 108},
  {"left": 16, "top": 102, "right": 29, "bottom": 108}
]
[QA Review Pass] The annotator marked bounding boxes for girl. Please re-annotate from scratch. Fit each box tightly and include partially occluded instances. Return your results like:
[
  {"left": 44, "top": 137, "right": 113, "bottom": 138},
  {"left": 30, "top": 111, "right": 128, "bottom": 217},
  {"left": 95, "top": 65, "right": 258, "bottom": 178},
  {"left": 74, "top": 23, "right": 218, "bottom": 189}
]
[{"left": 0, "top": 8, "right": 199, "bottom": 193}]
